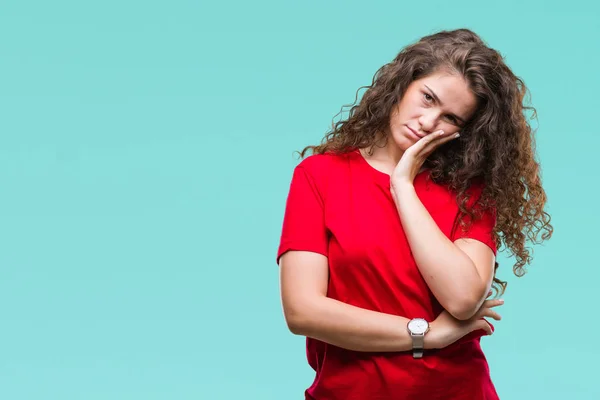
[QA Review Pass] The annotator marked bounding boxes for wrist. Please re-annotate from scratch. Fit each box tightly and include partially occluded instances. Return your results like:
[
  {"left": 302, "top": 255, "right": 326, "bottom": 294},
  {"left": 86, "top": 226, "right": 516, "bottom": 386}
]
[
  {"left": 390, "top": 179, "right": 415, "bottom": 192},
  {"left": 423, "top": 320, "right": 434, "bottom": 350},
  {"left": 424, "top": 320, "right": 442, "bottom": 350},
  {"left": 390, "top": 181, "right": 415, "bottom": 205},
  {"left": 406, "top": 318, "right": 430, "bottom": 357}
]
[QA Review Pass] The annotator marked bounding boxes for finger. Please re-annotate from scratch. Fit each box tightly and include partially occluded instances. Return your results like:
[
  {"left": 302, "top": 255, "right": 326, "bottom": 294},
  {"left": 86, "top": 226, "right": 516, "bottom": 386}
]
[
  {"left": 407, "top": 129, "right": 445, "bottom": 153},
  {"left": 421, "top": 131, "right": 460, "bottom": 154},
  {"left": 481, "top": 309, "right": 502, "bottom": 321},
  {"left": 425, "top": 129, "right": 447, "bottom": 141},
  {"left": 482, "top": 299, "right": 504, "bottom": 309},
  {"left": 481, "top": 318, "right": 493, "bottom": 335},
  {"left": 474, "top": 319, "right": 492, "bottom": 335},
  {"left": 420, "top": 130, "right": 448, "bottom": 146},
  {"left": 430, "top": 130, "right": 460, "bottom": 145}
]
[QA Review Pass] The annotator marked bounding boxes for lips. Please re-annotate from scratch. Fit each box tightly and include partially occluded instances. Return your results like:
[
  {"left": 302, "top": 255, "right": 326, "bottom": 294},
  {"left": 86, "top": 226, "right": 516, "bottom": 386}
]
[{"left": 406, "top": 126, "right": 423, "bottom": 139}]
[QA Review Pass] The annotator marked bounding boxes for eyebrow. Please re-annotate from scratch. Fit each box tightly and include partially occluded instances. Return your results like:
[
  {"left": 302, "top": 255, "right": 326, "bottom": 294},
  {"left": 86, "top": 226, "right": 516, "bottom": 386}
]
[{"left": 424, "top": 85, "right": 467, "bottom": 124}]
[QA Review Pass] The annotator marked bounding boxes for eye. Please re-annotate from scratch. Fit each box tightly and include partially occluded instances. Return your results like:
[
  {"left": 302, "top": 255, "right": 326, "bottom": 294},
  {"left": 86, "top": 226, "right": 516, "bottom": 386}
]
[
  {"left": 446, "top": 115, "right": 457, "bottom": 123},
  {"left": 423, "top": 93, "right": 434, "bottom": 103}
]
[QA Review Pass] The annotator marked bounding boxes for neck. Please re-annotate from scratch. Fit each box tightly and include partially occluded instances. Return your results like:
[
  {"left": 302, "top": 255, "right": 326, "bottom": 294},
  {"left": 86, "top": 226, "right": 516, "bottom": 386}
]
[{"left": 366, "top": 133, "right": 404, "bottom": 166}]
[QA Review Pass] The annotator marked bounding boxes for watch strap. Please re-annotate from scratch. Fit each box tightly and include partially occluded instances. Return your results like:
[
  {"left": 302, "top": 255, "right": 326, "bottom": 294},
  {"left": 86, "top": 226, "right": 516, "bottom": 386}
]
[{"left": 411, "top": 333, "right": 425, "bottom": 358}]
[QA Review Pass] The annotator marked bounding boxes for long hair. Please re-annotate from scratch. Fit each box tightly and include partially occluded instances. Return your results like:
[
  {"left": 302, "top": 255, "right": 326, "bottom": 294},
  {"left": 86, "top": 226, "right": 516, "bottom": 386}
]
[{"left": 297, "top": 28, "right": 553, "bottom": 296}]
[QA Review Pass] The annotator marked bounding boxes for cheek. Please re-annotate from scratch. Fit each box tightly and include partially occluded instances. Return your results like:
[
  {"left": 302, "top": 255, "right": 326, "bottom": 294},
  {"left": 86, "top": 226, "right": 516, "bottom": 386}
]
[
  {"left": 409, "top": 102, "right": 426, "bottom": 118},
  {"left": 441, "top": 122, "right": 460, "bottom": 133},
  {"left": 388, "top": 109, "right": 403, "bottom": 126},
  {"left": 393, "top": 104, "right": 415, "bottom": 122}
]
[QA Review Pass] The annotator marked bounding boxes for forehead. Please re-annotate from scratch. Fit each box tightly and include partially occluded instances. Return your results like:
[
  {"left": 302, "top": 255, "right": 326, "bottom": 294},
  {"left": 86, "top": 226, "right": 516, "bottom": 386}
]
[{"left": 417, "top": 72, "right": 478, "bottom": 117}]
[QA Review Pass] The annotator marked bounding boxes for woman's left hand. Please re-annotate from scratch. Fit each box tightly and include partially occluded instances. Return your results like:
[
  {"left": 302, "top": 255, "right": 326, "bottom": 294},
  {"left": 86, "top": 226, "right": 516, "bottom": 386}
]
[{"left": 390, "top": 129, "right": 460, "bottom": 187}]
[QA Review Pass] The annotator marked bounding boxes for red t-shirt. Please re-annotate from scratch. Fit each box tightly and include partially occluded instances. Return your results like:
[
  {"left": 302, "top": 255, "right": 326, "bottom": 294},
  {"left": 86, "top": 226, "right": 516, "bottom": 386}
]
[{"left": 276, "top": 149, "right": 499, "bottom": 400}]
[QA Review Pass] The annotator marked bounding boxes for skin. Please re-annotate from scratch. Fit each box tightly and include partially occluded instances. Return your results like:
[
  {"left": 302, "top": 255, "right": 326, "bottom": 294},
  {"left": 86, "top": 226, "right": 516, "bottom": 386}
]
[
  {"left": 361, "top": 70, "right": 478, "bottom": 172},
  {"left": 279, "top": 70, "right": 504, "bottom": 352},
  {"left": 363, "top": 70, "right": 502, "bottom": 320},
  {"left": 281, "top": 247, "right": 502, "bottom": 352}
]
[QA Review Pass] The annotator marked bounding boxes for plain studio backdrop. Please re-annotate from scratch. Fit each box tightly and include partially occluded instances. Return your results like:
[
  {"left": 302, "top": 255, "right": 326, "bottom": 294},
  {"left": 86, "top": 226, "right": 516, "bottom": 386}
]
[{"left": 0, "top": 0, "right": 598, "bottom": 399}]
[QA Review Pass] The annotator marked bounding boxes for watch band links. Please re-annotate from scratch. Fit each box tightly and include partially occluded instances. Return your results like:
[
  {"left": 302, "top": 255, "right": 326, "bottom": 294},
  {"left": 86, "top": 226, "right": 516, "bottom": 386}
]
[{"left": 412, "top": 334, "right": 425, "bottom": 358}]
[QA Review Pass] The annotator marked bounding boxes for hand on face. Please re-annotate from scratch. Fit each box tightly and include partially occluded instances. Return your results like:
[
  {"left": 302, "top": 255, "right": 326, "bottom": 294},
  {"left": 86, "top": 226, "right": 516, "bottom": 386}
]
[{"left": 390, "top": 129, "right": 460, "bottom": 187}]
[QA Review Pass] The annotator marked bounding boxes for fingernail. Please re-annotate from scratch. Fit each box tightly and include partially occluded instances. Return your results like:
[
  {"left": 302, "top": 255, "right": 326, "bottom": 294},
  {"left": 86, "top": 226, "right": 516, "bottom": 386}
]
[
  {"left": 454, "top": 133, "right": 460, "bottom": 138},
  {"left": 498, "top": 299, "right": 504, "bottom": 304},
  {"left": 438, "top": 130, "right": 445, "bottom": 135}
]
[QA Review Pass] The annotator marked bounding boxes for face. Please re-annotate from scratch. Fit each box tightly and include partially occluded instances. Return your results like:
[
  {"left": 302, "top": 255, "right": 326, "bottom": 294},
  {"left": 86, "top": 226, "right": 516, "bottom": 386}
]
[{"left": 387, "top": 71, "right": 479, "bottom": 151}]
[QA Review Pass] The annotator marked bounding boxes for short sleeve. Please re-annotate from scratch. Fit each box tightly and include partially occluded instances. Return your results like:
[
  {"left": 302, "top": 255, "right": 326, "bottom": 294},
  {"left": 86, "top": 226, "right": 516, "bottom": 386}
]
[
  {"left": 450, "top": 186, "right": 498, "bottom": 256},
  {"left": 276, "top": 165, "right": 329, "bottom": 265}
]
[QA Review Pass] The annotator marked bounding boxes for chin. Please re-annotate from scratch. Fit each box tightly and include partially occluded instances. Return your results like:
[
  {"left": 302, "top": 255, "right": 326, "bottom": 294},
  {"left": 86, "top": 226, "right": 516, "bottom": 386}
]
[{"left": 392, "top": 135, "right": 414, "bottom": 151}]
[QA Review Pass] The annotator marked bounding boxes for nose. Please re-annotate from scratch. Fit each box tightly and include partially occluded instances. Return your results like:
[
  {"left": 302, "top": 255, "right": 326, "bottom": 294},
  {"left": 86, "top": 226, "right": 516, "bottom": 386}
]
[{"left": 418, "top": 111, "right": 438, "bottom": 134}]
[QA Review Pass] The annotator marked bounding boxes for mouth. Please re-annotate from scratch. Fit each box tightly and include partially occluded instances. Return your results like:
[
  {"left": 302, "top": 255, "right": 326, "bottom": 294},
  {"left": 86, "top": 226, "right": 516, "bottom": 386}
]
[{"left": 406, "top": 126, "right": 424, "bottom": 140}]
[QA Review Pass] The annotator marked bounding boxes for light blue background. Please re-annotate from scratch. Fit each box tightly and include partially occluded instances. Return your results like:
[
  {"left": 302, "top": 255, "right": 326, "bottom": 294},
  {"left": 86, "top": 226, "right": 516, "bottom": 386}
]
[{"left": 0, "top": 0, "right": 597, "bottom": 399}]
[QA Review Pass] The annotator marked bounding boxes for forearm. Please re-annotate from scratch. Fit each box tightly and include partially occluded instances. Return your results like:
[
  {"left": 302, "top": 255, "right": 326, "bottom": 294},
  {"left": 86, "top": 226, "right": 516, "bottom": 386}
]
[
  {"left": 391, "top": 182, "right": 485, "bottom": 317},
  {"left": 289, "top": 296, "right": 435, "bottom": 352}
]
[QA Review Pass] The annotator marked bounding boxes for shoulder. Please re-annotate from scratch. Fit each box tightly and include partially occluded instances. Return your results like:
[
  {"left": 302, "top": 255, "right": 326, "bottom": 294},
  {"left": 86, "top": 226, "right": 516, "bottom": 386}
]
[
  {"left": 290, "top": 150, "right": 355, "bottom": 203},
  {"left": 295, "top": 150, "right": 354, "bottom": 179}
]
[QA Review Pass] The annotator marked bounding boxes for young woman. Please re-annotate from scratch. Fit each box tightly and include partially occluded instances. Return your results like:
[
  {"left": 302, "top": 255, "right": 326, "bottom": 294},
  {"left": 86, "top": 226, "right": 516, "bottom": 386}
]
[{"left": 276, "top": 28, "right": 553, "bottom": 400}]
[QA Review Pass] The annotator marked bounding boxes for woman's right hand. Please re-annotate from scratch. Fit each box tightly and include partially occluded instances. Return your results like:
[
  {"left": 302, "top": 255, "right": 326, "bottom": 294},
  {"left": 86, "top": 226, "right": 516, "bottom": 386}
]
[{"left": 425, "top": 296, "right": 504, "bottom": 350}]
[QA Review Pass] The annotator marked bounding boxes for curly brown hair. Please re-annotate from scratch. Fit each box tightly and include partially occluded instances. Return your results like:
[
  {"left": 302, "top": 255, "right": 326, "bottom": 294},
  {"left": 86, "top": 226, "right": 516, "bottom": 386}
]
[{"left": 296, "top": 28, "right": 553, "bottom": 296}]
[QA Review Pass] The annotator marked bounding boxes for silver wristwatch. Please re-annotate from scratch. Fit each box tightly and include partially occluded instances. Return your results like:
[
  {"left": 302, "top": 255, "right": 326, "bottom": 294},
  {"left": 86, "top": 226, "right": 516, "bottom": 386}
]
[{"left": 407, "top": 318, "right": 430, "bottom": 359}]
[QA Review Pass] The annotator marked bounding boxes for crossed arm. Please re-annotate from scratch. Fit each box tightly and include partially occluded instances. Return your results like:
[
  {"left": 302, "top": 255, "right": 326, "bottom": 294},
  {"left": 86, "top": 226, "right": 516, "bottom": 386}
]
[
  {"left": 279, "top": 183, "right": 499, "bottom": 352},
  {"left": 279, "top": 163, "right": 499, "bottom": 352},
  {"left": 391, "top": 181, "right": 496, "bottom": 321}
]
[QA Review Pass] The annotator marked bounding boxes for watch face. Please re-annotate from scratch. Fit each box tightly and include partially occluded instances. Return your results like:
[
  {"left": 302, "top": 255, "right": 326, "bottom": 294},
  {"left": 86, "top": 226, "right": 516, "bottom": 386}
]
[{"left": 408, "top": 318, "right": 429, "bottom": 334}]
